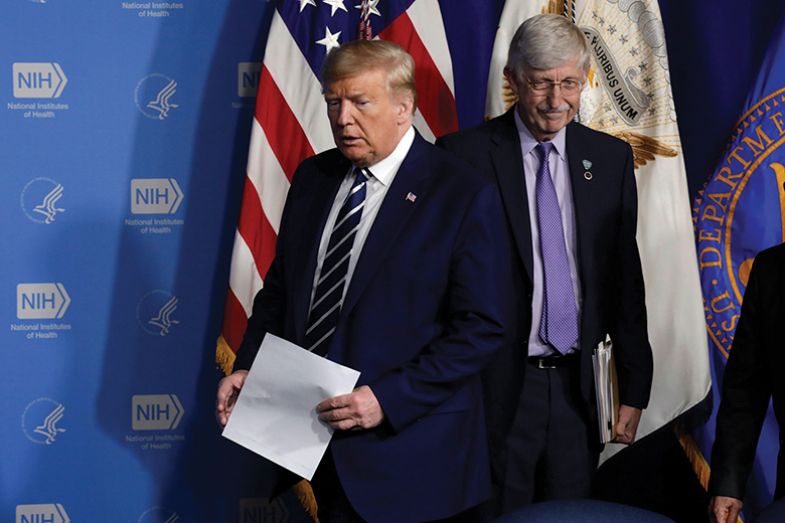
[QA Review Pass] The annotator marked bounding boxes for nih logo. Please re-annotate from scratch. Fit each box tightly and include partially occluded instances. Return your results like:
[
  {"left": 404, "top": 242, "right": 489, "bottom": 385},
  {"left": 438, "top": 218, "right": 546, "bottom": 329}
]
[
  {"left": 237, "top": 62, "right": 261, "bottom": 98},
  {"left": 239, "top": 498, "right": 289, "bottom": 523},
  {"left": 132, "top": 394, "right": 184, "bottom": 431},
  {"left": 16, "top": 503, "right": 70, "bottom": 523},
  {"left": 13, "top": 63, "right": 68, "bottom": 98},
  {"left": 131, "top": 178, "right": 183, "bottom": 214},
  {"left": 17, "top": 283, "right": 71, "bottom": 320}
]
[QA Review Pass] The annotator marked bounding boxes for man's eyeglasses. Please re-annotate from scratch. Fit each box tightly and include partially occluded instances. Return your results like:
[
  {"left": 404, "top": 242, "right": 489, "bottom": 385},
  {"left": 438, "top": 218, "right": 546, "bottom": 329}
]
[{"left": 525, "top": 77, "right": 583, "bottom": 94}]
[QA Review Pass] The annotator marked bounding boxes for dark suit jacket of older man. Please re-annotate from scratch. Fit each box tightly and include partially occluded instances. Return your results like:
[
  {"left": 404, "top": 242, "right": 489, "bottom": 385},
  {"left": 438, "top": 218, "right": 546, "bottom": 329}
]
[{"left": 437, "top": 109, "right": 653, "bottom": 485}]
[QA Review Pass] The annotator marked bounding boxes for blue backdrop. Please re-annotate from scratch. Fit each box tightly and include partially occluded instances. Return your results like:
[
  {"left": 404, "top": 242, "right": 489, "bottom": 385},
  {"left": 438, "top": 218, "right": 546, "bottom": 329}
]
[
  {"left": 2, "top": 0, "right": 288, "bottom": 521},
  {"left": 3, "top": 1, "right": 784, "bottom": 522}
]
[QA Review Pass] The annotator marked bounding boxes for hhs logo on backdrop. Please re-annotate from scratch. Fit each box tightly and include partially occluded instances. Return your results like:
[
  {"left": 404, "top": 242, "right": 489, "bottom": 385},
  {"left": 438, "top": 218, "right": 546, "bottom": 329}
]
[
  {"left": 21, "top": 398, "right": 66, "bottom": 445},
  {"left": 135, "top": 73, "right": 179, "bottom": 120},
  {"left": 13, "top": 63, "right": 68, "bottom": 98},
  {"left": 136, "top": 289, "right": 180, "bottom": 336},
  {"left": 137, "top": 506, "right": 179, "bottom": 523},
  {"left": 132, "top": 394, "right": 184, "bottom": 431},
  {"left": 17, "top": 283, "right": 70, "bottom": 319},
  {"left": 16, "top": 503, "right": 70, "bottom": 523},
  {"left": 21, "top": 177, "right": 65, "bottom": 224},
  {"left": 137, "top": 507, "right": 180, "bottom": 523}
]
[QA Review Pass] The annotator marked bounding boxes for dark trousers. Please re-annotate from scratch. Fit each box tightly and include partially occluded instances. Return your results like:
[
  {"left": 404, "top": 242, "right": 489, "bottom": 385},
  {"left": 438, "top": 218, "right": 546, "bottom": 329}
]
[
  {"left": 311, "top": 450, "right": 487, "bottom": 523},
  {"left": 500, "top": 355, "right": 599, "bottom": 512}
]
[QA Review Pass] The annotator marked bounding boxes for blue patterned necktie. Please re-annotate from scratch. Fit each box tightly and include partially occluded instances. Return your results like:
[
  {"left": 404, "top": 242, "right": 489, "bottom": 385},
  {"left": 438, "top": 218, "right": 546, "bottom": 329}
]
[
  {"left": 304, "top": 167, "right": 369, "bottom": 356},
  {"left": 534, "top": 142, "right": 579, "bottom": 354}
]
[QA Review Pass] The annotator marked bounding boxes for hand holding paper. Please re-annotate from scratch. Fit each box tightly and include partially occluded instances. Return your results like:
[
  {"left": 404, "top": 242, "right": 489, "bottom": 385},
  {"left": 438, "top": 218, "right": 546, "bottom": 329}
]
[
  {"left": 221, "top": 334, "right": 360, "bottom": 480},
  {"left": 215, "top": 370, "right": 248, "bottom": 427},
  {"left": 316, "top": 385, "right": 384, "bottom": 430}
]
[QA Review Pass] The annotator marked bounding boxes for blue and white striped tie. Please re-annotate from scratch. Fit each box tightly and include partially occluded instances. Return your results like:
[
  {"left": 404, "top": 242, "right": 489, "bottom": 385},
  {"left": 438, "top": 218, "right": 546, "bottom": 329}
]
[{"left": 304, "top": 167, "right": 369, "bottom": 356}]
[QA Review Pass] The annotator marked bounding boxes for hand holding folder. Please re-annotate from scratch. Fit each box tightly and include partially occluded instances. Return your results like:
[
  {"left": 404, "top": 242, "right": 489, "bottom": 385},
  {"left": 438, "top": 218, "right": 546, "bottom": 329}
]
[{"left": 592, "top": 335, "right": 619, "bottom": 444}]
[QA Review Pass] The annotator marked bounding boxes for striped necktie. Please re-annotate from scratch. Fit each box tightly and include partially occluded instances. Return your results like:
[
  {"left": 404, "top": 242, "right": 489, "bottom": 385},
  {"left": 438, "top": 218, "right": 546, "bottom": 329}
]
[
  {"left": 535, "top": 142, "right": 579, "bottom": 354},
  {"left": 303, "top": 167, "right": 369, "bottom": 356}
]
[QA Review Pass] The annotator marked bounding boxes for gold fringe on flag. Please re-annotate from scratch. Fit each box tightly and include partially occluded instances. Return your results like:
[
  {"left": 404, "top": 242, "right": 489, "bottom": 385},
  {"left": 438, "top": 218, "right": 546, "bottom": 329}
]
[
  {"left": 674, "top": 425, "right": 711, "bottom": 490},
  {"left": 294, "top": 480, "right": 320, "bottom": 522},
  {"left": 216, "top": 335, "right": 236, "bottom": 376},
  {"left": 674, "top": 425, "right": 745, "bottom": 523}
]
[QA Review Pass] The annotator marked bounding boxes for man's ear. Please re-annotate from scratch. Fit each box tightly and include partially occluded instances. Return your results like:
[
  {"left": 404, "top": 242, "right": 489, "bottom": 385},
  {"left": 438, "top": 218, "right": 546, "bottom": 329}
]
[
  {"left": 397, "top": 94, "right": 415, "bottom": 123},
  {"left": 503, "top": 67, "right": 519, "bottom": 97}
]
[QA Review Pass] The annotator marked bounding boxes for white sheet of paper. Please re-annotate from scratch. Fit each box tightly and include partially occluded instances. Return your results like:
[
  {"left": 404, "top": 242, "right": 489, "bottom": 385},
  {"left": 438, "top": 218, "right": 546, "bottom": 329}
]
[{"left": 222, "top": 333, "right": 360, "bottom": 480}]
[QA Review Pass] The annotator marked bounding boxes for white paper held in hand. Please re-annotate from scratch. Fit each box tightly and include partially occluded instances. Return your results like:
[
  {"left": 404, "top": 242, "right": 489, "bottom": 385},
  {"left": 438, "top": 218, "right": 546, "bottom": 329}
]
[{"left": 221, "top": 333, "right": 361, "bottom": 480}]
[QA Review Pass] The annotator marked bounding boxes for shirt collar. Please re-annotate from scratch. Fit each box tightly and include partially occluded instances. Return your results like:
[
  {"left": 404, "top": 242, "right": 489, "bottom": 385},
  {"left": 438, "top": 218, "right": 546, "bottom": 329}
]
[
  {"left": 360, "top": 126, "right": 415, "bottom": 186},
  {"left": 513, "top": 109, "right": 567, "bottom": 161}
]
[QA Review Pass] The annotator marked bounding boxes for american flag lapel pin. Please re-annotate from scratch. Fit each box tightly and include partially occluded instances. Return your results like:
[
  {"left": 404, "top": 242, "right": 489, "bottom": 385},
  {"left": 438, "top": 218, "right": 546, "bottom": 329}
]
[{"left": 405, "top": 192, "right": 417, "bottom": 203}]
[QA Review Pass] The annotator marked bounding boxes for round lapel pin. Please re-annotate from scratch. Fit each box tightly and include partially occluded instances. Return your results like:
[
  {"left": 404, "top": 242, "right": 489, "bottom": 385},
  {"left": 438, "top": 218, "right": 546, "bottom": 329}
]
[{"left": 584, "top": 171, "right": 593, "bottom": 180}]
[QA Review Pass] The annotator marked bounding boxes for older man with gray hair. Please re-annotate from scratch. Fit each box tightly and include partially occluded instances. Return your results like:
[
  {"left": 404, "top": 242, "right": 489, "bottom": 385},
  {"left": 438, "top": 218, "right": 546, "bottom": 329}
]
[{"left": 438, "top": 13, "right": 653, "bottom": 513}]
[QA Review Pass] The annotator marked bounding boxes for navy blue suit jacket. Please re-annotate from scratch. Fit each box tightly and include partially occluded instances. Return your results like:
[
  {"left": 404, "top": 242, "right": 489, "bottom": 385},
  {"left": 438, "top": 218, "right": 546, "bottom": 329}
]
[
  {"left": 234, "top": 134, "right": 514, "bottom": 522},
  {"left": 437, "top": 110, "right": 653, "bottom": 459}
]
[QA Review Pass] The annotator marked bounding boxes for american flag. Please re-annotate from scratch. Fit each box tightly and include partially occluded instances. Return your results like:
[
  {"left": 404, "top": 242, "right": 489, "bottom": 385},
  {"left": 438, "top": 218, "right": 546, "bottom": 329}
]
[{"left": 216, "top": 0, "right": 460, "bottom": 374}]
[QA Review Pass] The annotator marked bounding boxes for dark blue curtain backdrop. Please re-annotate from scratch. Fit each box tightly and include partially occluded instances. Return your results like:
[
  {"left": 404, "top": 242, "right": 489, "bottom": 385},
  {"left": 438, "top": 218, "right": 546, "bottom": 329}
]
[
  {"left": 600, "top": 3, "right": 785, "bottom": 521},
  {"left": 661, "top": 0, "right": 785, "bottom": 199},
  {"left": 668, "top": 2, "right": 785, "bottom": 518}
]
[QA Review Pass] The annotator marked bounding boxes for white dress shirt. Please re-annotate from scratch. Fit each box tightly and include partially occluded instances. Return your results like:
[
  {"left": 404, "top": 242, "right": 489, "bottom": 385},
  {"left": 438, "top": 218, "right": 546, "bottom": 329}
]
[{"left": 310, "top": 126, "right": 416, "bottom": 308}]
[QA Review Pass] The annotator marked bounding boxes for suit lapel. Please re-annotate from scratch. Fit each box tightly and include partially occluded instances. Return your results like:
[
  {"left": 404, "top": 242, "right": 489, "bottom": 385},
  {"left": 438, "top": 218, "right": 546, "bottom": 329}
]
[
  {"left": 492, "top": 110, "right": 534, "bottom": 282},
  {"left": 565, "top": 122, "right": 590, "bottom": 289},
  {"left": 565, "top": 123, "right": 595, "bottom": 363},
  {"left": 292, "top": 153, "right": 350, "bottom": 342},
  {"left": 340, "top": 135, "right": 434, "bottom": 317}
]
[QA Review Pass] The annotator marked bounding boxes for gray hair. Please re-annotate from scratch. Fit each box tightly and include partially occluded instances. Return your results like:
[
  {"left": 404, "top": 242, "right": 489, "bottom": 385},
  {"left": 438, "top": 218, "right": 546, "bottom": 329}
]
[
  {"left": 322, "top": 39, "right": 417, "bottom": 107},
  {"left": 506, "top": 14, "right": 590, "bottom": 77}
]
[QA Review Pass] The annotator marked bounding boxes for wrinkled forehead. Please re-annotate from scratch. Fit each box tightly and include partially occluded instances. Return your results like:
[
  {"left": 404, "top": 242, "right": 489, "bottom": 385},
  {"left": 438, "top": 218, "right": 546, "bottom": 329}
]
[
  {"left": 323, "top": 67, "right": 390, "bottom": 93},
  {"left": 523, "top": 59, "right": 586, "bottom": 79}
]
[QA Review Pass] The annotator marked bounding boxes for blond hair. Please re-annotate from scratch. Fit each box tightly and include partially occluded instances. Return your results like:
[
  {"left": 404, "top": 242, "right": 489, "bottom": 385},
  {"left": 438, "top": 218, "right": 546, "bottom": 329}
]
[{"left": 322, "top": 39, "right": 417, "bottom": 106}]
